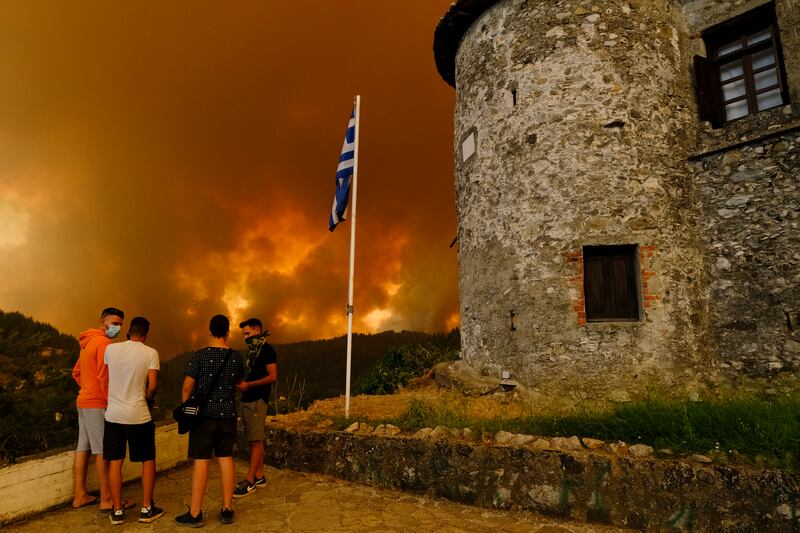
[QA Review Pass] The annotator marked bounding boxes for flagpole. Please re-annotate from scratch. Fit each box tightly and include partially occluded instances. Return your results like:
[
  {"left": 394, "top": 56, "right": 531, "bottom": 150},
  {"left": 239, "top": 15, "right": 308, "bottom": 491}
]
[{"left": 345, "top": 94, "right": 361, "bottom": 419}]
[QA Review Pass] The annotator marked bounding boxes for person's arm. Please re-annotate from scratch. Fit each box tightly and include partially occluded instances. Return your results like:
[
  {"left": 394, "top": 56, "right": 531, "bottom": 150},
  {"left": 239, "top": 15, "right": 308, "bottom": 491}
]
[
  {"left": 181, "top": 375, "right": 196, "bottom": 402},
  {"left": 97, "top": 343, "right": 109, "bottom": 401},
  {"left": 146, "top": 349, "right": 160, "bottom": 406},
  {"left": 238, "top": 363, "right": 277, "bottom": 391},
  {"left": 72, "top": 357, "right": 81, "bottom": 386},
  {"left": 146, "top": 369, "right": 158, "bottom": 403}
]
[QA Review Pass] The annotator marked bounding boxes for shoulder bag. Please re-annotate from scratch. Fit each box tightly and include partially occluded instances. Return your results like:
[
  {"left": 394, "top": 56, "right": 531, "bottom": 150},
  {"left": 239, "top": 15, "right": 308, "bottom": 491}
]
[{"left": 173, "top": 348, "right": 233, "bottom": 434}]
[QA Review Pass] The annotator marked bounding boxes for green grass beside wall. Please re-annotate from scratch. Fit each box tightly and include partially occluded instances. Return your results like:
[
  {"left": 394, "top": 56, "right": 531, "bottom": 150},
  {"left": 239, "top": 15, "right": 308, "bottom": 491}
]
[{"left": 382, "top": 395, "right": 800, "bottom": 471}]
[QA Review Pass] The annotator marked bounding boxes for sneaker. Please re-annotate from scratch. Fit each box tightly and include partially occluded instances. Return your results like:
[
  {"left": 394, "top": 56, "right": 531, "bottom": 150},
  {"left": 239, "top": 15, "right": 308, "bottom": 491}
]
[
  {"left": 233, "top": 479, "right": 256, "bottom": 498},
  {"left": 254, "top": 475, "right": 266, "bottom": 488},
  {"left": 175, "top": 507, "right": 204, "bottom": 528},
  {"left": 109, "top": 508, "right": 125, "bottom": 525},
  {"left": 139, "top": 502, "right": 165, "bottom": 523},
  {"left": 219, "top": 508, "right": 234, "bottom": 525}
]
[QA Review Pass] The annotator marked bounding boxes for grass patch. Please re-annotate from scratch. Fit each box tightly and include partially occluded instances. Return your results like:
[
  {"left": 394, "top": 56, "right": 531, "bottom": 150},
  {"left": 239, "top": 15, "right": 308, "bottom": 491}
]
[{"left": 389, "top": 394, "right": 800, "bottom": 471}]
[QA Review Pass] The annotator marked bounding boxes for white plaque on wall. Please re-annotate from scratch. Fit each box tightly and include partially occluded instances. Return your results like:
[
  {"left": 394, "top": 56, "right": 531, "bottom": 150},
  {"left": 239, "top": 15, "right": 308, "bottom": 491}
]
[{"left": 461, "top": 131, "right": 476, "bottom": 163}]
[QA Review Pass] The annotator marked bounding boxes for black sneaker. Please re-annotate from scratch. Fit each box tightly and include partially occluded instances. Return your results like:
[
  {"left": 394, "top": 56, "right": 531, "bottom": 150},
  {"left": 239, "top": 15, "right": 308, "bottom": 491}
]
[
  {"left": 254, "top": 475, "right": 266, "bottom": 488},
  {"left": 233, "top": 479, "right": 256, "bottom": 498},
  {"left": 139, "top": 502, "right": 165, "bottom": 523},
  {"left": 219, "top": 508, "right": 234, "bottom": 525},
  {"left": 109, "top": 508, "right": 125, "bottom": 525},
  {"left": 175, "top": 508, "right": 204, "bottom": 528}
]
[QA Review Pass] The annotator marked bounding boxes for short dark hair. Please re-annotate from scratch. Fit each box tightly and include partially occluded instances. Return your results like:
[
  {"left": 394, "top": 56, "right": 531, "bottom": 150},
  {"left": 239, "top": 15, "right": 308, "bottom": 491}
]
[
  {"left": 239, "top": 318, "right": 262, "bottom": 330},
  {"left": 101, "top": 307, "right": 125, "bottom": 320},
  {"left": 128, "top": 317, "right": 150, "bottom": 337},
  {"left": 209, "top": 314, "right": 230, "bottom": 338}
]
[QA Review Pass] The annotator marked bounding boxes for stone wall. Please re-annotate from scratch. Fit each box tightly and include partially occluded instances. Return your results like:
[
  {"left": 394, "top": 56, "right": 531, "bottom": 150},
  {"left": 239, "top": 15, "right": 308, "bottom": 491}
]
[
  {"left": 680, "top": 0, "right": 800, "bottom": 379},
  {"left": 692, "top": 128, "right": 800, "bottom": 376},
  {"left": 437, "top": 0, "right": 800, "bottom": 400},
  {"left": 265, "top": 425, "right": 800, "bottom": 532},
  {"left": 451, "top": 0, "right": 712, "bottom": 400}
]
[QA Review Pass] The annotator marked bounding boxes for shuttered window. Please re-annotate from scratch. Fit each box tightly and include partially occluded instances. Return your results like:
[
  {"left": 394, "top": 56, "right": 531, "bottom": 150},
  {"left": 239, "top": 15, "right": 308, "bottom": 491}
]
[
  {"left": 695, "top": 3, "right": 788, "bottom": 126},
  {"left": 583, "top": 245, "right": 640, "bottom": 322}
]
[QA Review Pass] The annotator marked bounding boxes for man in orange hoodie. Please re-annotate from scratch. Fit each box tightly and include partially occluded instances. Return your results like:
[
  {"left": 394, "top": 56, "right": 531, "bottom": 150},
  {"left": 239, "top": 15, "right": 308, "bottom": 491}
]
[{"left": 71, "top": 307, "right": 124, "bottom": 510}]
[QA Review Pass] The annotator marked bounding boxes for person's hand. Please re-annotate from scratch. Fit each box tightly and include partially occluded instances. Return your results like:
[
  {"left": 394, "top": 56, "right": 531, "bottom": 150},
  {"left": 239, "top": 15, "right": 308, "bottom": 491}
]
[{"left": 236, "top": 381, "right": 249, "bottom": 392}]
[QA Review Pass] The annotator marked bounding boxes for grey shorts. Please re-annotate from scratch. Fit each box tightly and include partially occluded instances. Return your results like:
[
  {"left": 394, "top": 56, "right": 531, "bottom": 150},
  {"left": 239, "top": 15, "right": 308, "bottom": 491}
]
[
  {"left": 76, "top": 407, "right": 105, "bottom": 454},
  {"left": 239, "top": 400, "right": 267, "bottom": 442}
]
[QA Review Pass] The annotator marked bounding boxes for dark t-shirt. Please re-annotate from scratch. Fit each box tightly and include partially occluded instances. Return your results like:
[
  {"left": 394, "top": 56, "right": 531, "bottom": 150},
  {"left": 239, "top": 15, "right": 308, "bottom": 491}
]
[
  {"left": 184, "top": 347, "right": 245, "bottom": 419},
  {"left": 241, "top": 342, "right": 277, "bottom": 403}
]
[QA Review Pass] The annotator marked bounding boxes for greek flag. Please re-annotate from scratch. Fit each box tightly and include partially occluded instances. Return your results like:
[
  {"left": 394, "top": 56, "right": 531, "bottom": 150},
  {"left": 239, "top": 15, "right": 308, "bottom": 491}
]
[{"left": 329, "top": 108, "right": 356, "bottom": 232}]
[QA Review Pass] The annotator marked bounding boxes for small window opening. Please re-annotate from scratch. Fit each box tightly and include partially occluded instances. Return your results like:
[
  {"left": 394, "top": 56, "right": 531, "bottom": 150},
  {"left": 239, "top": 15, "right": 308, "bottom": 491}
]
[
  {"left": 583, "top": 245, "right": 640, "bottom": 322},
  {"left": 511, "top": 89, "right": 517, "bottom": 106}
]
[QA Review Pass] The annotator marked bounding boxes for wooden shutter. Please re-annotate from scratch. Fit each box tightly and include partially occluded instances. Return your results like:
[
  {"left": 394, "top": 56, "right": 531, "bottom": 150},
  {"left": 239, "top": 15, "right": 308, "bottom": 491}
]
[
  {"left": 609, "top": 252, "right": 639, "bottom": 319},
  {"left": 583, "top": 246, "right": 640, "bottom": 322},
  {"left": 584, "top": 253, "right": 608, "bottom": 320},
  {"left": 694, "top": 55, "right": 723, "bottom": 127}
]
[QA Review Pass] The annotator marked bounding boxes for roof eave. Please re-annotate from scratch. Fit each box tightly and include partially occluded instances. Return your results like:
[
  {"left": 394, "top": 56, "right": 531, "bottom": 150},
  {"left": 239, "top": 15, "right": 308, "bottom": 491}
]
[{"left": 433, "top": 0, "right": 501, "bottom": 88}]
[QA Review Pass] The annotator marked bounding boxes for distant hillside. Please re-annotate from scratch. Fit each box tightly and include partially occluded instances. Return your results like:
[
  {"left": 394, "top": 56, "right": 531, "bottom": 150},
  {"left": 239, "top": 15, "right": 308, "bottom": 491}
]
[
  {"left": 0, "top": 308, "right": 455, "bottom": 461},
  {"left": 0, "top": 310, "right": 80, "bottom": 463},
  {"left": 153, "top": 330, "right": 436, "bottom": 420}
]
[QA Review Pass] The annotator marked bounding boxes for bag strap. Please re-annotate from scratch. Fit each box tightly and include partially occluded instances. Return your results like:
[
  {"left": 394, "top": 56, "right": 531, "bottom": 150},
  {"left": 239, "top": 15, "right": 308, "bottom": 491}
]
[
  {"left": 245, "top": 342, "right": 264, "bottom": 378},
  {"left": 199, "top": 348, "right": 233, "bottom": 407}
]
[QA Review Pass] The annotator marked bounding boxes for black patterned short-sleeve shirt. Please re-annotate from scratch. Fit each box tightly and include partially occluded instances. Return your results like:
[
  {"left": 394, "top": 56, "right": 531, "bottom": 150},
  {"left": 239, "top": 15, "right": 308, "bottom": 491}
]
[{"left": 184, "top": 347, "right": 244, "bottom": 420}]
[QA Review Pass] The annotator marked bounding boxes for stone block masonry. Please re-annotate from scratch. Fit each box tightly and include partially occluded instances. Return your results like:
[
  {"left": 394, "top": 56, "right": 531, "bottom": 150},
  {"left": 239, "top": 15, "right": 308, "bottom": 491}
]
[
  {"left": 693, "top": 130, "right": 800, "bottom": 377},
  {"left": 265, "top": 425, "right": 800, "bottom": 532},
  {"left": 449, "top": 0, "right": 712, "bottom": 401},
  {"left": 435, "top": 0, "right": 800, "bottom": 401}
]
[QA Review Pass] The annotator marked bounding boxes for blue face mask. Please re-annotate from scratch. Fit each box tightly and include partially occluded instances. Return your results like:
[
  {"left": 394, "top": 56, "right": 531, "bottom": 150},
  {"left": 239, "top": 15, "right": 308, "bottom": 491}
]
[{"left": 106, "top": 325, "right": 121, "bottom": 339}]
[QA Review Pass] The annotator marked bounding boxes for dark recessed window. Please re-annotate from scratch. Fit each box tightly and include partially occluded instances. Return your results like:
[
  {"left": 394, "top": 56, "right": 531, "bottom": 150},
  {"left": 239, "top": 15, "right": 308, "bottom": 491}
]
[
  {"left": 583, "top": 245, "right": 640, "bottom": 322},
  {"left": 695, "top": 3, "right": 789, "bottom": 126}
]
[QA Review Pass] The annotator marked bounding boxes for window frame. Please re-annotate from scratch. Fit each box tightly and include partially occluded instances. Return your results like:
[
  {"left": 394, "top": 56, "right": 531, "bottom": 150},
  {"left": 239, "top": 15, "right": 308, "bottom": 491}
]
[
  {"left": 582, "top": 244, "right": 641, "bottom": 323},
  {"left": 695, "top": 3, "right": 789, "bottom": 126}
]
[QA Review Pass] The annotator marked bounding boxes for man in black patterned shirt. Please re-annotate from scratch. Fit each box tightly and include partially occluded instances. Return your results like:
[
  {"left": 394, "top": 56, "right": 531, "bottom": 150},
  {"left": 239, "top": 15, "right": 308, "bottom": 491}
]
[{"left": 175, "top": 315, "right": 244, "bottom": 528}]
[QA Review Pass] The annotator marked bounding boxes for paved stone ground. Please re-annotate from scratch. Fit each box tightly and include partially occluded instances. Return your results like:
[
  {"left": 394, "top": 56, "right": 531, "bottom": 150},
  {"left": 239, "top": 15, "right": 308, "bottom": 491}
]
[{"left": 7, "top": 460, "right": 636, "bottom": 532}]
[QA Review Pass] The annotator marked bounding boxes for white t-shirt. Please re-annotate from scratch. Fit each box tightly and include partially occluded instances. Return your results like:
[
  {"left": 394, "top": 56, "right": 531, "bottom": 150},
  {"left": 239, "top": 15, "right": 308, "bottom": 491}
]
[{"left": 104, "top": 340, "right": 160, "bottom": 424}]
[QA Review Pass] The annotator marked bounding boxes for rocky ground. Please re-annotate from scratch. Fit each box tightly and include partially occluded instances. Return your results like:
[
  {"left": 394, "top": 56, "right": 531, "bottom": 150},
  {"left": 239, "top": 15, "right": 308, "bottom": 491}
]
[{"left": 7, "top": 459, "right": 635, "bottom": 532}]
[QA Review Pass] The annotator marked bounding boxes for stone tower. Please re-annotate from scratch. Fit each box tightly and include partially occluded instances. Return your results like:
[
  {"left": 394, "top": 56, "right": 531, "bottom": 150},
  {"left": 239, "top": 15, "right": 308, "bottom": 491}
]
[{"left": 434, "top": 0, "right": 800, "bottom": 401}]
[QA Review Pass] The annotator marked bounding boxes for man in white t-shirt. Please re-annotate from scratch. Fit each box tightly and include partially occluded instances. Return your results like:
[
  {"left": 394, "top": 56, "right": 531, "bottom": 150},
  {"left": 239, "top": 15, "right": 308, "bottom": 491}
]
[{"left": 103, "top": 316, "right": 163, "bottom": 525}]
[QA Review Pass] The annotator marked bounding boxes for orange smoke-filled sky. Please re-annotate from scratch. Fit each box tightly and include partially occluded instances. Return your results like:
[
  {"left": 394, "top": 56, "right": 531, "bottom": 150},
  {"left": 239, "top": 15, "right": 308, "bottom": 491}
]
[{"left": 0, "top": 1, "right": 459, "bottom": 356}]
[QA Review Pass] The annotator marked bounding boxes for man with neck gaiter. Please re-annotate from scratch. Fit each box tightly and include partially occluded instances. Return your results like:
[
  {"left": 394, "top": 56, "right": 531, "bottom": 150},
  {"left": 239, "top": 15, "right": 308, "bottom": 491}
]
[{"left": 233, "top": 318, "right": 277, "bottom": 498}]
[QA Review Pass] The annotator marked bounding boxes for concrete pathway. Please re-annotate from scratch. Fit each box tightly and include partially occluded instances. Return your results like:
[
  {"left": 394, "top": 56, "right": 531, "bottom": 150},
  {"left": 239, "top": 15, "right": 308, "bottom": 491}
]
[{"left": 7, "top": 460, "right": 636, "bottom": 532}]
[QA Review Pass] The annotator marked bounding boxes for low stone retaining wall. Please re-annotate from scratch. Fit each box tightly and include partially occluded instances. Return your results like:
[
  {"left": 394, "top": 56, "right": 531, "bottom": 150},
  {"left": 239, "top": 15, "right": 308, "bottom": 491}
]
[
  {"left": 0, "top": 421, "right": 188, "bottom": 526},
  {"left": 264, "top": 425, "right": 800, "bottom": 532}
]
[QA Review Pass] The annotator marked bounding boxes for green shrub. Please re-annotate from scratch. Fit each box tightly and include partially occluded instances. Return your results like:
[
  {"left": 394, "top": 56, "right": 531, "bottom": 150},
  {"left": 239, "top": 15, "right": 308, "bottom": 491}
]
[{"left": 355, "top": 329, "right": 459, "bottom": 395}]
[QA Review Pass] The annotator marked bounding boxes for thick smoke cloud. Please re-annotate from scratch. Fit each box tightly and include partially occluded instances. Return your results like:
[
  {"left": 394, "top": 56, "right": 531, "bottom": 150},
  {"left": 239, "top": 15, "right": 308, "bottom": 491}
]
[{"left": 0, "top": 1, "right": 458, "bottom": 356}]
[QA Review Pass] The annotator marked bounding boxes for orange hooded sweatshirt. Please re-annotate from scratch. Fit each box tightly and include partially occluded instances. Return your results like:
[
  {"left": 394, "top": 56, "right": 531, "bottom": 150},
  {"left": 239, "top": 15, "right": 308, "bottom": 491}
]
[{"left": 72, "top": 328, "right": 112, "bottom": 408}]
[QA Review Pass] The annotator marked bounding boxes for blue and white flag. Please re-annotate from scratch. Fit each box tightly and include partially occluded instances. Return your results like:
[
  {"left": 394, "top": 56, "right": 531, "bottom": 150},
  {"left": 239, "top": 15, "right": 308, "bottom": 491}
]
[{"left": 329, "top": 108, "right": 356, "bottom": 232}]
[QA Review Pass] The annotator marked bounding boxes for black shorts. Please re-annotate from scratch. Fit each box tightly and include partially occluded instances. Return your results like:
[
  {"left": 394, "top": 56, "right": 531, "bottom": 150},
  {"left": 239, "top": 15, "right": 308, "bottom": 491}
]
[
  {"left": 103, "top": 420, "right": 156, "bottom": 462},
  {"left": 188, "top": 418, "right": 237, "bottom": 459}
]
